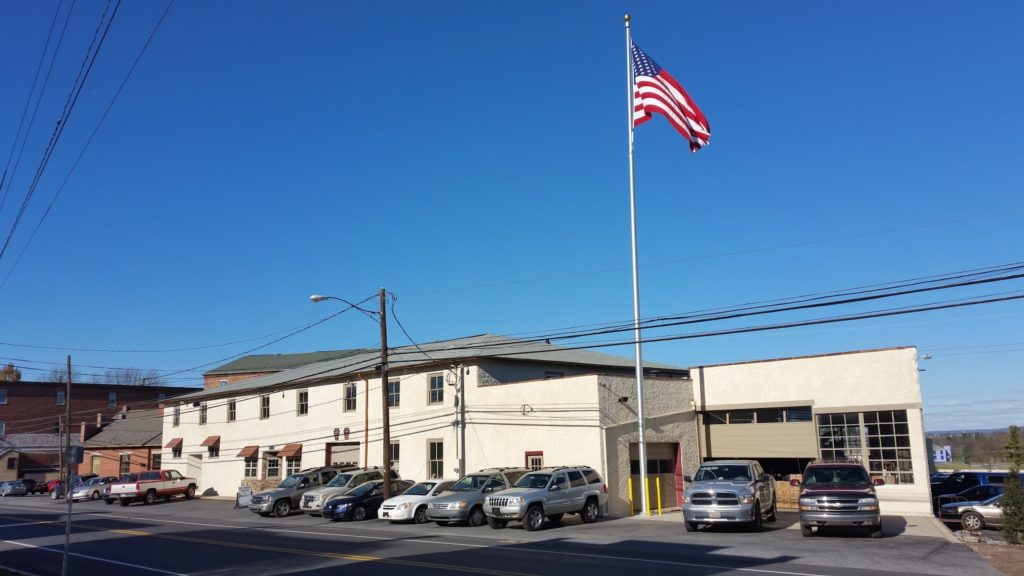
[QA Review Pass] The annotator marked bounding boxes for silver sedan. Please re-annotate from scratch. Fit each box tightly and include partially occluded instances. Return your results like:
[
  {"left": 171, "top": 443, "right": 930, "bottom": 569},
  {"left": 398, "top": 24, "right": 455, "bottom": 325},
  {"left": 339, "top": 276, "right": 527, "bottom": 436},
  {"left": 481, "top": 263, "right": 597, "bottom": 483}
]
[
  {"left": 939, "top": 494, "right": 1004, "bottom": 531},
  {"left": 0, "top": 481, "right": 28, "bottom": 496},
  {"left": 71, "top": 476, "right": 119, "bottom": 502}
]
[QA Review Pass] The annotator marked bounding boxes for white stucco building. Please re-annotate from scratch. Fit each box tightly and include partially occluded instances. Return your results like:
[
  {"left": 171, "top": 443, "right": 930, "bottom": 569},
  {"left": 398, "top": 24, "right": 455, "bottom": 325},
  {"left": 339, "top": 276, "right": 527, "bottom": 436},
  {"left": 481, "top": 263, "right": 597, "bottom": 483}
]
[{"left": 159, "top": 336, "right": 931, "bottom": 516}]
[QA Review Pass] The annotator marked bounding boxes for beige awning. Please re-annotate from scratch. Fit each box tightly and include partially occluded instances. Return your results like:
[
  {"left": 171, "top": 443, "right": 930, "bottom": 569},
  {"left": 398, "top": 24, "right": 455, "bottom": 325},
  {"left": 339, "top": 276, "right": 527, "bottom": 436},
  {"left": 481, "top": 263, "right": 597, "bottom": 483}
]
[
  {"left": 236, "top": 445, "right": 259, "bottom": 458},
  {"left": 276, "top": 443, "right": 302, "bottom": 458}
]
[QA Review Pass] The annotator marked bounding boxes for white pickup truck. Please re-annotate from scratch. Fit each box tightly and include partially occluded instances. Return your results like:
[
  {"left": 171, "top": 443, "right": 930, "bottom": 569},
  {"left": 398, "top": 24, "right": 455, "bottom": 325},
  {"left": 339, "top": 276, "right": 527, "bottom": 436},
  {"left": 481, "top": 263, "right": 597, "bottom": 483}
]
[{"left": 109, "top": 470, "right": 197, "bottom": 506}]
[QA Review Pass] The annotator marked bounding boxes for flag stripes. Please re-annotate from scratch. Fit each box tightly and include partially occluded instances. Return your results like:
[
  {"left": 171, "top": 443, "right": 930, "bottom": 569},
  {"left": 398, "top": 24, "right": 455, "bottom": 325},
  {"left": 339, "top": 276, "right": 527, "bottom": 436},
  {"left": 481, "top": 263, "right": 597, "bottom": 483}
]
[{"left": 631, "top": 41, "right": 710, "bottom": 152}]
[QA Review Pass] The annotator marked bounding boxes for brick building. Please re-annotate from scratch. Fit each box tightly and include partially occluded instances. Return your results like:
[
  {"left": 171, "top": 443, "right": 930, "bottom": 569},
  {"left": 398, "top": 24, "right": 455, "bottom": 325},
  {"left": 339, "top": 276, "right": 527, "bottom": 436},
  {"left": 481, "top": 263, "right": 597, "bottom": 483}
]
[{"left": 77, "top": 409, "right": 163, "bottom": 478}]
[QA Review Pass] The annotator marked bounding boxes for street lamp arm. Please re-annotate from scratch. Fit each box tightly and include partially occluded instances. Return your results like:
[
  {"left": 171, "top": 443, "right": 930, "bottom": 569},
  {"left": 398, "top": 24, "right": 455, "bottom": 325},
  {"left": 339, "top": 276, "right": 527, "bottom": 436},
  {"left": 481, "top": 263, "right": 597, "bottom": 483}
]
[{"left": 309, "top": 294, "right": 379, "bottom": 321}]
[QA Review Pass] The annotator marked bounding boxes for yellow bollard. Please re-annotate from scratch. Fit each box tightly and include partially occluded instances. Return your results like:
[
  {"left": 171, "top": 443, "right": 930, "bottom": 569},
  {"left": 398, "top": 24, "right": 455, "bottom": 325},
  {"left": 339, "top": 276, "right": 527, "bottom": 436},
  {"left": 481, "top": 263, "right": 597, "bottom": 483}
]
[
  {"left": 644, "top": 476, "right": 651, "bottom": 517},
  {"left": 628, "top": 477, "right": 634, "bottom": 514},
  {"left": 656, "top": 476, "right": 662, "bottom": 516}
]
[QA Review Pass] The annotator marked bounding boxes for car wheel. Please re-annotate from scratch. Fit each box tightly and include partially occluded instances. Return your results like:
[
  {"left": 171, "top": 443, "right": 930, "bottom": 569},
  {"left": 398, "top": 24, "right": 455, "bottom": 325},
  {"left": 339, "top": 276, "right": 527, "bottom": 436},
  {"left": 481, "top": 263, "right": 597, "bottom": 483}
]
[
  {"left": 487, "top": 516, "right": 507, "bottom": 529},
  {"left": 961, "top": 511, "right": 985, "bottom": 531},
  {"left": 435, "top": 521, "right": 449, "bottom": 526},
  {"left": 468, "top": 506, "right": 486, "bottom": 527},
  {"left": 580, "top": 497, "right": 600, "bottom": 523},
  {"left": 547, "top": 513, "right": 564, "bottom": 523},
  {"left": 685, "top": 521, "right": 699, "bottom": 532},
  {"left": 91, "top": 491, "right": 100, "bottom": 501},
  {"left": 185, "top": 485, "right": 196, "bottom": 499},
  {"left": 749, "top": 501, "right": 762, "bottom": 532},
  {"left": 767, "top": 499, "right": 777, "bottom": 522},
  {"left": 144, "top": 490, "right": 157, "bottom": 505},
  {"left": 800, "top": 524, "right": 813, "bottom": 537},
  {"left": 524, "top": 506, "right": 545, "bottom": 532},
  {"left": 869, "top": 525, "right": 883, "bottom": 539},
  {"left": 414, "top": 506, "right": 428, "bottom": 524},
  {"left": 273, "top": 499, "right": 292, "bottom": 517},
  {"left": 352, "top": 505, "right": 367, "bottom": 521}
]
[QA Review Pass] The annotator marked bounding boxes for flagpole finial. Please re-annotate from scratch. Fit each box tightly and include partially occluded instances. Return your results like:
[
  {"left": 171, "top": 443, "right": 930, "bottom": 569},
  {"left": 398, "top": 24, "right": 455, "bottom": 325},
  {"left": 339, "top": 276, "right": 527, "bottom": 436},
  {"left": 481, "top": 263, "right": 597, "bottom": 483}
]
[{"left": 624, "top": 14, "right": 630, "bottom": 22}]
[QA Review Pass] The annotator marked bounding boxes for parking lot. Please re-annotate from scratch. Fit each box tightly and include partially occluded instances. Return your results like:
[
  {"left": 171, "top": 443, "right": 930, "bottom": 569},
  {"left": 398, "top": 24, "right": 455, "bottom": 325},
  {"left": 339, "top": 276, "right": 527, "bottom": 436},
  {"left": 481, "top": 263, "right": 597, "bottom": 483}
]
[{"left": 0, "top": 494, "right": 1003, "bottom": 576}]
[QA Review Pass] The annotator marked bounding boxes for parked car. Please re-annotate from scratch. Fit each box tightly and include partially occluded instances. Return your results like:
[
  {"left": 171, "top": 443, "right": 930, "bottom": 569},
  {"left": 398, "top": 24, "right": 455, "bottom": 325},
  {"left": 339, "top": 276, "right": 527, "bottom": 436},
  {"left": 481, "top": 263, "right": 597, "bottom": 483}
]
[
  {"left": 427, "top": 467, "right": 529, "bottom": 527},
  {"left": 0, "top": 480, "right": 28, "bottom": 496},
  {"left": 682, "top": 459, "right": 776, "bottom": 532},
  {"left": 483, "top": 466, "right": 608, "bottom": 531},
  {"left": 323, "top": 479, "right": 415, "bottom": 521},
  {"left": 109, "top": 470, "right": 197, "bottom": 506},
  {"left": 48, "top": 474, "right": 97, "bottom": 500},
  {"left": 299, "top": 466, "right": 395, "bottom": 516},
  {"left": 932, "top": 483, "right": 1004, "bottom": 513},
  {"left": 930, "top": 471, "right": 1024, "bottom": 498},
  {"left": 939, "top": 494, "right": 1004, "bottom": 531},
  {"left": 71, "top": 476, "right": 119, "bottom": 502},
  {"left": 105, "top": 473, "right": 138, "bottom": 504},
  {"left": 17, "top": 479, "right": 42, "bottom": 494},
  {"left": 249, "top": 466, "right": 345, "bottom": 517},
  {"left": 792, "top": 462, "right": 883, "bottom": 538},
  {"left": 379, "top": 479, "right": 456, "bottom": 523}
]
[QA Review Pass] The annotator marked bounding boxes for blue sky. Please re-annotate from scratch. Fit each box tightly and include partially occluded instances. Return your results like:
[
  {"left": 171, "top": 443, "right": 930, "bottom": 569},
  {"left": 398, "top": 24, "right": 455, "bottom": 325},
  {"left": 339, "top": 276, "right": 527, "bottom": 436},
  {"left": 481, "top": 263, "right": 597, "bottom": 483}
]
[{"left": 0, "top": 1, "right": 1020, "bottom": 432}]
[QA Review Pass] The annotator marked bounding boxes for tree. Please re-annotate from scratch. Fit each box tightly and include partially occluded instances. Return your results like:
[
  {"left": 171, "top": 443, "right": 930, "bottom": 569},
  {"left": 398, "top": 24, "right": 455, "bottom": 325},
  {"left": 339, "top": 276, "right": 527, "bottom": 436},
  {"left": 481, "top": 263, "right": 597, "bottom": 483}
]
[
  {"left": 0, "top": 363, "right": 21, "bottom": 382},
  {"left": 91, "top": 368, "right": 165, "bottom": 387},
  {"left": 1002, "top": 425, "right": 1024, "bottom": 545},
  {"left": 45, "top": 367, "right": 85, "bottom": 383}
]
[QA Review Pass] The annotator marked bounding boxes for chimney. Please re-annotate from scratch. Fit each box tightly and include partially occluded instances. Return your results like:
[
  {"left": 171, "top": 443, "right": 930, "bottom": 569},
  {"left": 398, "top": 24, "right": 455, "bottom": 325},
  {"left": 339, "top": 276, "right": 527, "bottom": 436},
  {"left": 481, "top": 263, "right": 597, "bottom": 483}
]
[
  {"left": 96, "top": 413, "right": 102, "bottom": 427},
  {"left": 79, "top": 421, "right": 86, "bottom": 442}
]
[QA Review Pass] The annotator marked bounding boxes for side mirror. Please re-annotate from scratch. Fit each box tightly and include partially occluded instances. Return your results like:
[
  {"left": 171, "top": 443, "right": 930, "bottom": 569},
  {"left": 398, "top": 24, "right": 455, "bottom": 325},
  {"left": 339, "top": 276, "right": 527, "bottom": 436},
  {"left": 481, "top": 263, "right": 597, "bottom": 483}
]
[
  {"left": 873, "top": 479, "right": 886, "bottom": 486},
  {"left": 549, "top": 484, "right": 560, "bottom": 492},
  {"left": 789, "top": 479, "right": 802, "bottom": 487},
  {"left": 683, "top": 475, "right": 692, "bottom": 483},
  {"left": 759, "top": 474, "right": 772, "bottom": 482}
]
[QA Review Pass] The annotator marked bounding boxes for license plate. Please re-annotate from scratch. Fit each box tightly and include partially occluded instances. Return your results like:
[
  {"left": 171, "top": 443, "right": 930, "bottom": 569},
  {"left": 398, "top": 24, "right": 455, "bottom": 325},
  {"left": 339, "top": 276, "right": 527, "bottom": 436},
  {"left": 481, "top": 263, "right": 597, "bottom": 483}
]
[
  {"left": 708, "top": 510, "right": 721, "bottom": 519},
  {"left": 382, "top": 512, "right": 389, "bottom": 518}
]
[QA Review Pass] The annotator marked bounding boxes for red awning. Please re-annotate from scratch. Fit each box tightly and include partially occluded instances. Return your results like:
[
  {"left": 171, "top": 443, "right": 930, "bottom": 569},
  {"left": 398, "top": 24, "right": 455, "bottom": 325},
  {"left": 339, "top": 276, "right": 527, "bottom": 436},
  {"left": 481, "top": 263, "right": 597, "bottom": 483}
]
[
  {"left": 236, "top": 445, "right": 259, "bottom": 458},
  {"left": 199, "top": 435, "right": 221, "bottom": 447},
  {"left": 276, "top": 443, "right": 302, "bottom": 458},
  {"left": 164, "top": 438, "right": 183, "bottom": 449}
]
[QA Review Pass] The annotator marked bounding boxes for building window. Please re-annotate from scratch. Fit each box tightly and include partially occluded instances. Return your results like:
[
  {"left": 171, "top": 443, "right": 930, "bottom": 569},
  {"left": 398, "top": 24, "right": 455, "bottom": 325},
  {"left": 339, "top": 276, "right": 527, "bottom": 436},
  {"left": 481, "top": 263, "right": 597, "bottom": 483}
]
[
  {"left": 173, "top": 406, "right": 180, "bottom": 427},
  {"left": 266, "top": 456, "right": 280, "bottom": 478},
  {"left": 707, "top": 406, "right": 813, "bottom": 424},
  {"left": 0, "top": 389, "right": 6, "bottom": 404},
  {"left": 0, "top": 420, "right": 5, "bottom": 435},
  {"left": 151, "top": 454, "right": 161, "bottom": 470},
  {"left": 54, "top": 419, "right": 61, "bottom": 433},
  {"left": 428, "top": 374, "right": 444, "bottom": 405},
  {"left": 172, "top": 446, "right": 182, "bottom": 458},
  {"left": 199, "top": 403, "right": 208, "bottom": 425},
  {"left": 219, "top": 379, "right": 228, "bottom": 387},
  {"left": 817, "top": 412, "right": 862, "bottom": 463},
  {"left": 297, "top": 390, "right": 309, "bottom": 416},
  {"left": 285, "top": 457, "right": 301, "bottom": 476},
  {"left": 755, "top": 408, "right": 784, "bottom": 423},
  {"left": 157, "top": 393, "right": 166, "bottom": 400},
  {"left": 389, "top": 442, "right": 400, "bottom": 471},
  {"left": 119, "top": 454, "right": 131, "bottom": 475},
  {"left": 227, "top": 399, "right": 236, "bottom": 422},
  {"left": 864, "top": 410, "right": 914, "bottom": 484},
  {"left": 6, "top": 457, "right": 15, "bottom": 470},
  {"left": 525, "top": 451, "right": 544, "bottom": 470},
  {"left": 91, "top": 455, "right": 101, "bottom": 474},
  {"left": 260, "top": 395, "right": 270, "bottom": 419},
  {"left": 107, "top": 392, "right": 117, "bottom": 407},
  {"left": 244, "top": 458, "right": 258, "bottom": 477},
  {"left": 343, "top": 383, "right": 357, "bottom": 412},
  {"left": 387, "top": 380, "right": 400, "bottom": 408},
  {"left": 55, "top": 390, "right": 65, "bottom": 406},
  {"left": 428, "top": 440, "right": 443, "bottom": 479},
  {"left": 208, "top": 445, "right": 219, "bottom": 458},
  {"left": 786, "top": 406, "right": 813, "bottom": 422}
]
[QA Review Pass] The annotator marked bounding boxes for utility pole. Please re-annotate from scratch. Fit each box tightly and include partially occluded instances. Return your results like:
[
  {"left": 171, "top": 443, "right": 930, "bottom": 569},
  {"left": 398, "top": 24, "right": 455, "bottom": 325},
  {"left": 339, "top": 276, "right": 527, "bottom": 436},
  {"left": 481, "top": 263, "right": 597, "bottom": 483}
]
[
  {"left": 458, "top": 366, "right": 466, "bottom": 478},
  {"left": 378, "top": 288, "right": 391, "bottom": 501},
  {"left": 62, "top": 354, "right": 72, "bottom": 576}
]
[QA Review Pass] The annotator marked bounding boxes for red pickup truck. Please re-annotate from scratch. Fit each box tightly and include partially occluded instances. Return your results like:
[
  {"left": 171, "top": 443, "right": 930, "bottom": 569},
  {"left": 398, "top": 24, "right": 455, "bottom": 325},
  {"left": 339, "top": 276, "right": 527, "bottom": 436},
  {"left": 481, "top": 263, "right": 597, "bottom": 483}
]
[{"left": 109, "top": 470, "right": 197, "bottom": 506}]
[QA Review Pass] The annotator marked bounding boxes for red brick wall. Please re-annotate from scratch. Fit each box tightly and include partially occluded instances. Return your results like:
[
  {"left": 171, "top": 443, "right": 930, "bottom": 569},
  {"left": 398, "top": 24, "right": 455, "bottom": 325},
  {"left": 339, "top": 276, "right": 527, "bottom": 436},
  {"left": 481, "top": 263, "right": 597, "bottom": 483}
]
[
  {"left": 0, "top": 381, "right": 197, "bottom": 435},
  {"left": 202, "top": 372, "right": 272, "bottom": 390},
  {"left": 77, "top": 448, "right": 156, "bottom": 477}
]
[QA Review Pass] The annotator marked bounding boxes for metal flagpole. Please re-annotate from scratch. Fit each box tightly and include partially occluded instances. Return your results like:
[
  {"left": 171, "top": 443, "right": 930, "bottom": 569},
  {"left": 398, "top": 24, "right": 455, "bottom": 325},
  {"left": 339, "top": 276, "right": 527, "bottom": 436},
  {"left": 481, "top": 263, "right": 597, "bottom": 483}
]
[{"left": 624, "top": 13, "right": 649, "bottom": 517}]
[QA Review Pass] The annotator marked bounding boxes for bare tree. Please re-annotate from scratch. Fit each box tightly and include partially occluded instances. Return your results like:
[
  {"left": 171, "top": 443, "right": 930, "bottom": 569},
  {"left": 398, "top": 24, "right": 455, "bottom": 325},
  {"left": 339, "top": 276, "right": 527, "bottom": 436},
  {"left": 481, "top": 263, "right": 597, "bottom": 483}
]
[
  {"left": 91, "top": 368, "right": 166, "bottom": 386},
  {"left": 45, "top": 367, "right": 85, "bottom": 383},
  {"left": 0, "top": 363, "right": 21, "bottom": 382}
]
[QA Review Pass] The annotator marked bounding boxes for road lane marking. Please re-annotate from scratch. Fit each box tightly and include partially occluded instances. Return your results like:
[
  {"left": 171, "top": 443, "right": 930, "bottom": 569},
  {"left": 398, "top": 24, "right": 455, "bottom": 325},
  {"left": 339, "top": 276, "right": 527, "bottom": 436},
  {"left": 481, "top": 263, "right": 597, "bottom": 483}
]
[{"left": 2, "top": 539, "right": 187, "bottom": 575}]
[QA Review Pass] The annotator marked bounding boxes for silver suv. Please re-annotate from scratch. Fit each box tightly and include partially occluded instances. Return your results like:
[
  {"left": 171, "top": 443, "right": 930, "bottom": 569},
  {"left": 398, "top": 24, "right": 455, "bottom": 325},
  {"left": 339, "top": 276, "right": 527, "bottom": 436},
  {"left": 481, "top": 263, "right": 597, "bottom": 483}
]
[
  {"left": 427, "top": 467, "right": 529, "bottom": 527},
  {"left": 300, "top": 466, "right": 398, "bottom": 516},
  {"left": 484, "top": 466, "right": 608, "bottom": 531},
  {"left": 249, "top": 466, "right": 346, "bottom": 517}
]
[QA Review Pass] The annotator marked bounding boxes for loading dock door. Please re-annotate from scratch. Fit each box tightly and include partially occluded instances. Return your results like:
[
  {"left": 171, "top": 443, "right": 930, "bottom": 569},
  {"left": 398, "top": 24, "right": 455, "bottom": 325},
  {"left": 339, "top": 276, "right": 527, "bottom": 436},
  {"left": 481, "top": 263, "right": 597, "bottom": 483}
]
[
  {"left": 629, "top": 442, "right": 681, "bottom": 512},
  {"left": 326, "top": 442, "right": 359, "bottom": 467}
]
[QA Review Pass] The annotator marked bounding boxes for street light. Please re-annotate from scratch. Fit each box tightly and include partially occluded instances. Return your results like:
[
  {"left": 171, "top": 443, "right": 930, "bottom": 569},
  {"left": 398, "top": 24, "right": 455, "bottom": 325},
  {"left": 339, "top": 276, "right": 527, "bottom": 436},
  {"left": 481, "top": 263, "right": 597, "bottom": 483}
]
[{"left": 311, "top": 289, "right": 392, "bottom": 500}]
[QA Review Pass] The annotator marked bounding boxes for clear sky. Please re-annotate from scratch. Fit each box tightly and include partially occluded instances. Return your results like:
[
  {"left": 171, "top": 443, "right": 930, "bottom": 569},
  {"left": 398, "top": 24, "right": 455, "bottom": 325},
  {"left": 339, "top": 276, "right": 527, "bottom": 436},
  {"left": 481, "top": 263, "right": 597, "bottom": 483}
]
[{"left": 0, "top": 1, "right": 1020, "bottom": 432}]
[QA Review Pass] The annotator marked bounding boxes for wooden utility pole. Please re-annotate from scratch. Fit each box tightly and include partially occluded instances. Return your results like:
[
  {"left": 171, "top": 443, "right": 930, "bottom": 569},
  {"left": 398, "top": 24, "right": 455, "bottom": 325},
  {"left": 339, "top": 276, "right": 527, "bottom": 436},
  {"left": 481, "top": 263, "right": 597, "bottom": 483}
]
[
  {"left": 62, "top": 354, "right": 72, "bottom": 576},
  {"left": 379, "top": 288, "right": 391, "bottom": 501}
]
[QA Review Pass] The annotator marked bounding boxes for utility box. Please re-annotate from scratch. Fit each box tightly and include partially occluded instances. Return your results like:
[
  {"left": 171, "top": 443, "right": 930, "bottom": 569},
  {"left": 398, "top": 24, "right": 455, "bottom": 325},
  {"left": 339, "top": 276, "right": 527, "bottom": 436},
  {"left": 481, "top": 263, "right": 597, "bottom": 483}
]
[{"left": 65, "top": 445, "right": 83, "bottom": 464}]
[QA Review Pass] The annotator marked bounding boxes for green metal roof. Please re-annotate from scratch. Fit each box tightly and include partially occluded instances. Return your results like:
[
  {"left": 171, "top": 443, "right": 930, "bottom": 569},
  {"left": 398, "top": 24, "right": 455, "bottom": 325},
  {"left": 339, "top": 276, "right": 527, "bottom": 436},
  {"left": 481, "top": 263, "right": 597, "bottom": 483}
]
[{"left": 204, "top": 349, "right": 366, "bottom": 375}]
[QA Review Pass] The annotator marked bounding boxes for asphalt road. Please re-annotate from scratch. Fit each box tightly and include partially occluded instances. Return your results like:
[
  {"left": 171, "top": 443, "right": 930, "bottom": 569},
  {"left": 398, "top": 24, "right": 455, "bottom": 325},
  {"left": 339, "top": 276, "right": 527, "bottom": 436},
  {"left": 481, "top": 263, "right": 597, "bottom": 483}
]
[{"left": 0, "top": 495, "right": 1000, "bottom": 576}]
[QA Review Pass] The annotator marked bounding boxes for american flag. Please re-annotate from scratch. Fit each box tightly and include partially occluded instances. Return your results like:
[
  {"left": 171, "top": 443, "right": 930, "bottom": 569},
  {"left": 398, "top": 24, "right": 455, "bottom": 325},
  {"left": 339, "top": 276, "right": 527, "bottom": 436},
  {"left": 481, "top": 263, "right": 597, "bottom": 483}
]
[{"left": 631, "top": 41, "right": 710, "bottom": 152}]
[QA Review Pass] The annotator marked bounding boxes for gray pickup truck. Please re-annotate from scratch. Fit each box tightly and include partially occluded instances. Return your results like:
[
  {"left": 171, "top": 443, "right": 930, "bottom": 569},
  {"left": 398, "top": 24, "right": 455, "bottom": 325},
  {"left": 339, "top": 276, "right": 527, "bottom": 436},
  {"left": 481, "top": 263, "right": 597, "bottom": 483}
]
[
  {"left": 682, "top": 459, "right": 776, "bottom": 532},
  {"left": 483, "top": 466, "right": 607, "bottom": 531}
]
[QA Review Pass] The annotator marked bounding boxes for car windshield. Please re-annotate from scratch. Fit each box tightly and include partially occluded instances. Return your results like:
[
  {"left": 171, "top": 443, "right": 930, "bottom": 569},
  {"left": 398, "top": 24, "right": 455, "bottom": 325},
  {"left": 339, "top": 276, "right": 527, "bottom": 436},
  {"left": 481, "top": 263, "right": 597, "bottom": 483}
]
[
  {"left": 403, "top": 482, "right": 437, "bottom": 496},
  {"left": 694, "top": 465, "right": 751, "bottom": 481},
  {"left": 983, "top": 495, "right": 1003, "bottom": 505},
  {"left": 278, "top": 474, "right": 305, "bottom": 488},
  {"left": 513, "top": 474, "right": 551, "bottom": 489},
  {"left": 84, "top": 478, "right": 101, "bottom": 486},
  {"left": 450, "top": 475, "right": 489, "bottom": 492},
  {"left": 327, "top": 473, "right": 354, "bottom": 487},
  {"left": 803, "top": 467, "right": 871, "bottom": 488},
  {"left": 349, "top": 482, "right": 379, "bottom": 497}
]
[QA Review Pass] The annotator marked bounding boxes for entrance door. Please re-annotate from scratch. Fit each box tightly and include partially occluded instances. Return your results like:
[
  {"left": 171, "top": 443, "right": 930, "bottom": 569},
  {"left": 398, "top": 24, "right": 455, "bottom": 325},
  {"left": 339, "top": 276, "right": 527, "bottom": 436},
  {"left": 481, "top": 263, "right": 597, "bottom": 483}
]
[
  {"left": 325, "top": 442, "right": 359, "bottom": 467},
  {"left": 629, "top": 442, "right": 680, "bottom": 512}
]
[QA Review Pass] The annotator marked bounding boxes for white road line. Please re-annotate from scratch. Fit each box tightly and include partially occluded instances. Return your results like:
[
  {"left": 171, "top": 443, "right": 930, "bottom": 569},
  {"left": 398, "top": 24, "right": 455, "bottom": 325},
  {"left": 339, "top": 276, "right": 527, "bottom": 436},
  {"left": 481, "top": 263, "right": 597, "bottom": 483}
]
[{"left": 2, "top": 540, "right": 188, "bottom": 576}]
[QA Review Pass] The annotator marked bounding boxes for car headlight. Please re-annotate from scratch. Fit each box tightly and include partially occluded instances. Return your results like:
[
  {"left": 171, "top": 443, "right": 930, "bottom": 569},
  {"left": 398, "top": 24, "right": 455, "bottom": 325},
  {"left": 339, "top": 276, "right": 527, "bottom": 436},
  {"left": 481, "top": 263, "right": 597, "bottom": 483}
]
[
  {"left": 683, "top": 493, "right": 691, "bottom": 504},
  {"left": 858, "top": 498, "right": 879, "bottom": 511},
  {"left": 396, "top": 502, "right": 410, "bottom": 511},
  {"left": 456, "top": 500, "right": 469, "bottom": 509},
  {"left": 740, "top": 494, "right": 755, "bottom": 505},
  {"left": 337, "top": 503, "right": 350, "bottom": 511},
  {"left": 506, "top": 496, "right": 523, "bottom": 505},
  {"left": 798, "top": 498, "right": 817, "bottom": 511}
]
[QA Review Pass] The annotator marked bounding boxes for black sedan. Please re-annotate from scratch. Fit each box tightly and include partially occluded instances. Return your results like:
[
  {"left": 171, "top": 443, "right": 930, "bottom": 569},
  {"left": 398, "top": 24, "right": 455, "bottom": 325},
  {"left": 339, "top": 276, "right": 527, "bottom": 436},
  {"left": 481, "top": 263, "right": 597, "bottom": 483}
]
[{"left": 323, "top": 480, "right": 414, "bottom": 522}]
